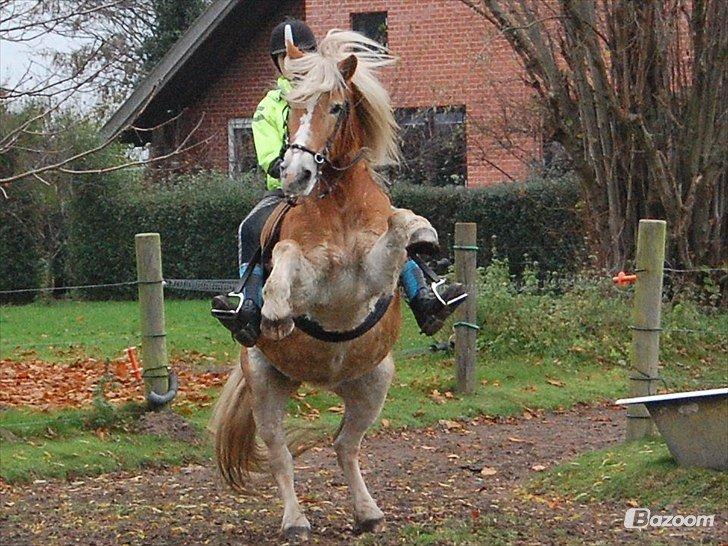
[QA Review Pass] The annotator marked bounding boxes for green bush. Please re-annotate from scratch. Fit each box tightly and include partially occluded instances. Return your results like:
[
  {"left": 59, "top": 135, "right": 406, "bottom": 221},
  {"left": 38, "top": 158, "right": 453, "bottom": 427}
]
[
  {"left": 67, "top": 171, "right": 264, "bottom": 298},
  {"left": 391, "top": 175, "right": 586, "bottom": 275},
  {"left": 0, "top": 189, "right": 44, "bottom": 304},
  {"left": 475, "top": 258, "right": 727, "bottom": 386},
  {"left": 60, "top": 171, "right": 584, "bottom": 299}
]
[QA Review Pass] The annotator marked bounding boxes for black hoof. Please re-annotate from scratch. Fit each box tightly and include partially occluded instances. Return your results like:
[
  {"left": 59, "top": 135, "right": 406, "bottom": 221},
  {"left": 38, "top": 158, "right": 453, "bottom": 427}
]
[
  {"left": 282, "top": 525, "right": 311, "bottom": 542},
  {"left": 407, "top": 227, "right": 439, "bottom": 256},
  {"left": 353, "top": 517, "right": 386, "bottom": 535}
]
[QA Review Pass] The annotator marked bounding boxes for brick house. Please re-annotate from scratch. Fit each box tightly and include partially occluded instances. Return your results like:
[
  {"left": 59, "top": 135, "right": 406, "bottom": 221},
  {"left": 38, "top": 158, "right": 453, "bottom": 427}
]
[{"left": 102, "top": 0, "right": 540, "bottom": 186}]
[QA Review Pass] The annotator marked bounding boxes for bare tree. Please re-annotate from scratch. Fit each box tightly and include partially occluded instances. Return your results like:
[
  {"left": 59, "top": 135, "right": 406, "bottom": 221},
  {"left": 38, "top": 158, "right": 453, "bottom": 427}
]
[
  {"left": 461, "top": 0, "right": 727, "bottom": 269},
  {"left": 1, "top": 0, "right": 155, "bottom": 106},
  {"left": 0, "top": 0, "right": 210, "bottom": 195}
]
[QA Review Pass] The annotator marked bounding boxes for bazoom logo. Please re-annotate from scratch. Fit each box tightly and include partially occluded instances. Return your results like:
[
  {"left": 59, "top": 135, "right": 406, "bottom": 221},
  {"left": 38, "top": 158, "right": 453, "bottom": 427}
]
[{"left": 624, "top": 508, "right": 715, "bottom": 529}]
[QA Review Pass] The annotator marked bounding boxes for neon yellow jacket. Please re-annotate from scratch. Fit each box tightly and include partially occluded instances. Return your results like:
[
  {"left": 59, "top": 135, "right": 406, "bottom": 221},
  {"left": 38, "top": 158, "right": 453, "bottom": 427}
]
[{"left": 252, "top": 76, "right": 292, "bottom": 190}]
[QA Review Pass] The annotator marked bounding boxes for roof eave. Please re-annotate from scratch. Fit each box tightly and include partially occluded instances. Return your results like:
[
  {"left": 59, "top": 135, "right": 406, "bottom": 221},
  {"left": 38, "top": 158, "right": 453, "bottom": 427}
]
[{"left": 100, "top": 0, "right": 242, "bottom": 142}]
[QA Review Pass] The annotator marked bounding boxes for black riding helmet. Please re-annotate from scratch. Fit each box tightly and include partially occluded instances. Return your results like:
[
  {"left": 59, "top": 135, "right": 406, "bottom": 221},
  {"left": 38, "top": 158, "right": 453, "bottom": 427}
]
[{"left": 269, "top": 19, "right": 317, "bottom": 70}]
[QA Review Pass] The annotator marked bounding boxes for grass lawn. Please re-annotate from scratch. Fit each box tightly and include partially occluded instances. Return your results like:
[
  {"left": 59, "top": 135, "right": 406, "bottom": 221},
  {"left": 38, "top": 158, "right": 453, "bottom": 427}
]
[
  {"left": 528, "top": 438, "right": 728, "bottom": 513},
  {"left": 0, "top": 299, "right": 239, "bottom": 364},
  {"left": 1, "top": 273, "right": 725, "bottom": 484}
]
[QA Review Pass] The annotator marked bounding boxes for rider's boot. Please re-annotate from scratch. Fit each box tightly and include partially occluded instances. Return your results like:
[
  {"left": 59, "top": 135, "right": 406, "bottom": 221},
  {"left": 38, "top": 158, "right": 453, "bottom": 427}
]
[
  {"left": 211, "top": 263, "right": 264, "bottom": 347},
  {"left": 401, "top": 259, "right": 467, "bottom": 336}
]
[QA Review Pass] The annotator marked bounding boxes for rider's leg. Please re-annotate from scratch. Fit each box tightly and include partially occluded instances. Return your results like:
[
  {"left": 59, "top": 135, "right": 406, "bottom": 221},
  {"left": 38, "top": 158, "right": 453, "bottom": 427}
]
[
  {"left": 211, "top": 191, "right": 284, "bottom": 346},
  {"left": 400, "top": 258, "right": 467, "bottom": 336}
]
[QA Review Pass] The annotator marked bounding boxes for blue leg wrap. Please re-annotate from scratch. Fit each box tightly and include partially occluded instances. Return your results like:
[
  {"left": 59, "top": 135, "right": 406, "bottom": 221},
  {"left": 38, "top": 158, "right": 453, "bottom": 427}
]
[
  {"left": 238, "top": 263, "right": 264, "bottom": 307},
  {"left": 400, "top": 259, "right": 427, "bottom": 301}
]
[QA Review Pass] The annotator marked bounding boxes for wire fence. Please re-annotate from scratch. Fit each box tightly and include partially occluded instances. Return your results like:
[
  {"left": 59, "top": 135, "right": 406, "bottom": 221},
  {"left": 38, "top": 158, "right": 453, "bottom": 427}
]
[{"left": 1, "top": 263, "right": 724, "bottom": 433}]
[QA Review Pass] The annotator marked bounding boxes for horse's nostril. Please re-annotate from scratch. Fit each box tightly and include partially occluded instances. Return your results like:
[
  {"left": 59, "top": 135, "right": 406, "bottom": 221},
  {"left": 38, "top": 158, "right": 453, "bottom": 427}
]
[{"left": 295, "top": 168, "right": 312, "bottom": 188}]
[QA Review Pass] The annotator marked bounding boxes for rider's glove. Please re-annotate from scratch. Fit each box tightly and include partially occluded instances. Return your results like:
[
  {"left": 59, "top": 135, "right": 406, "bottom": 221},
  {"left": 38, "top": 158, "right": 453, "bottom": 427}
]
[{"left": 267, "top": 157, "right": 283, "bottom": 179}]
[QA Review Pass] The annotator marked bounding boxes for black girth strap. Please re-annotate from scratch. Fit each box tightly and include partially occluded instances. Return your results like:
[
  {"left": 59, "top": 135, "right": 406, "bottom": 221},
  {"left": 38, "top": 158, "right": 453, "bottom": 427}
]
[
  {"left": 233, "top": 199, "right": 394, "bottom": 344},
  {"left": 293, "top": 294, "right": 394, "bottom": 343}
]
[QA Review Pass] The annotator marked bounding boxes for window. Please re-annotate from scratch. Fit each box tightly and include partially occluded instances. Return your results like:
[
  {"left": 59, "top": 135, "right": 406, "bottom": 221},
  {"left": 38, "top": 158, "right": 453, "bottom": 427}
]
[
  {"left": 228, "top": 118, "right": 257, "bottom": 177},
  {"left": 395, "top": 106, "right": 467, "bottom": 186},
  {"left": 351, "top": 12, "right": 388, "bottom": 47}
]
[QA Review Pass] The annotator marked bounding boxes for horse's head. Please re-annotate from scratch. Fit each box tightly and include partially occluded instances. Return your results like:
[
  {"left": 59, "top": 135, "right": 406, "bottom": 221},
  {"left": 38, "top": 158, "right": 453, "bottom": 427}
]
[
  {"left": 279, "top": 27, "right": 400, "bottom": 197},
  {"left": 280, "top": 49, "right": 358, "bottom": 196}
]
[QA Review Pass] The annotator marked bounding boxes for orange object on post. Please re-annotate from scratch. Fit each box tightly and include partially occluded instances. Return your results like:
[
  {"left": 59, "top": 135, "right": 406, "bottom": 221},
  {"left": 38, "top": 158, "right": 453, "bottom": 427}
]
[
  {"left": 612, "top": 271, "right": 638, "bottom": 286},
  {"left": 125, "top": 346, "right": 143, "bottom": 381}
]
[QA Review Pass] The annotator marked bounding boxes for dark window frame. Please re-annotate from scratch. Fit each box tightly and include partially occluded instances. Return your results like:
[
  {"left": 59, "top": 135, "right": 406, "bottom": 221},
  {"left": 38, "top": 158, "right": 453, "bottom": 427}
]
[
  {"left": 351, "top": 11, "right": 388, "bottom": 47},
  {"left": 394, "top": 105, "right": 467, "bottom": 186},
  {"left": 227, "top": 118, "right": 257, "bottom": 178}
]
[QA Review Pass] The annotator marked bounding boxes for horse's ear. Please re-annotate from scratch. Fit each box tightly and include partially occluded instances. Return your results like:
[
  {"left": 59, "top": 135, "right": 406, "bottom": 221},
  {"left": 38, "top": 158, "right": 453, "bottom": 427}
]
[
  {"left": 338, "top": 54, "right": 358, "bottom": 83},
  {"left": 285, "top": 24, "right": 304, "bottom": 60}
]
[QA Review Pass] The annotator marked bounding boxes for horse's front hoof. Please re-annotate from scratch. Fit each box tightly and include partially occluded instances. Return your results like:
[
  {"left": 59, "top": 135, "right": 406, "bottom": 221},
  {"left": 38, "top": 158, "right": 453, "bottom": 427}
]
[
  {"left": 282, "top": 525, "right": 311, "bottom": 542},
  {"left": 353, "top": 517, "right": 386, "bottom": 535},
  {"left": 407, "top": 227, "right": 439, "bottom": 256},
  {"left": 261, "top": 316, "right": 295, "bottom": 340}
]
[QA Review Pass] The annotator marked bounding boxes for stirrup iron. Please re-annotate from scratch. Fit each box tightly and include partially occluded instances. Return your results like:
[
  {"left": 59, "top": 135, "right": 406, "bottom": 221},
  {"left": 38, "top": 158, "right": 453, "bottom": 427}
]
[
  {"left": 431, "top": 278, "right": 468, "bottom": 307},
  {"left": 211, "top": 290, "right": 245, "bottom": 317}
]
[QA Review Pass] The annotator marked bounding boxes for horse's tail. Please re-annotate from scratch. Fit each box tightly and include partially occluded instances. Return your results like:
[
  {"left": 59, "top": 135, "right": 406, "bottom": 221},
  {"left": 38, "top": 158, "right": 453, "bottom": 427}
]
[{"left": 208, "top": 353, "right": 264, "bottom": 492}]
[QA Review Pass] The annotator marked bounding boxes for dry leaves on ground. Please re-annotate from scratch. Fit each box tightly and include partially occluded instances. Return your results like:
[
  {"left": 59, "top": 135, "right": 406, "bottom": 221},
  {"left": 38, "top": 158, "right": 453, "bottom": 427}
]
[{"left": 0, "top": 358, "right": 228, "bottom": 409}]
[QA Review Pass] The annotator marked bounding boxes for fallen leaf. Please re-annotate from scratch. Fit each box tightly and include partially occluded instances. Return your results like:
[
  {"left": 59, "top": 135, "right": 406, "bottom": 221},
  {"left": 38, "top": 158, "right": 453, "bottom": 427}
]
[
  {"left": 480, "top": 467, "right": 498, "bottom": 476},
  {"left": 439, "top": 419, "right": 463, "bottom": 430},
  {"left": 531, "top": 464, "right": 547, "bottom": 472}
]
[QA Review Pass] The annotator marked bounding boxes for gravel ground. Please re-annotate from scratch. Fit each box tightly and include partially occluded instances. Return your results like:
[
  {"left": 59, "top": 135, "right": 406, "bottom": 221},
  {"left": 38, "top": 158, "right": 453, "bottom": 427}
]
[{"left": 1, "top": 405, "right": 725, "bottom": 545}]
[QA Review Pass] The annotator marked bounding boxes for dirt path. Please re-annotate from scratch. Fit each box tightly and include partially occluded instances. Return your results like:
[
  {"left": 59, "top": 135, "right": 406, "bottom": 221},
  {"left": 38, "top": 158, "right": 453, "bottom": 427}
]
[{"left": 1, "top": 405, "right": 724, "bottom": 545}]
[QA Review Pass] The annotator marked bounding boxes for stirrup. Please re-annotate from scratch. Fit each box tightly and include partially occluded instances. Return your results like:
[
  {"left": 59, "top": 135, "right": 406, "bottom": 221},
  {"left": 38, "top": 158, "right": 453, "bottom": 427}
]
[
  {"left": 210, "top": 291, "right": 245, "bottom": 317},
  {"left": 431, "top": 279, "right": 468, "bottom": 307}
]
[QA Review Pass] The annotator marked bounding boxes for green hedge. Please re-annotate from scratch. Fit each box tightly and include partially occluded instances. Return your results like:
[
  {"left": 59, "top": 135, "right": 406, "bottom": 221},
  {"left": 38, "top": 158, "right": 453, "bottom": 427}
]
[
  {"left": 391, "top": 177, "right": 585, "bottom": 275},
  {"left": 66, "top": 172, "right": 264, "bottom": 298},
  {"left": 0, "top": 191, "right": 44, "bottom": 304},
  {"left": 0, "top": 171, "right": 584, "bottom": 300}
]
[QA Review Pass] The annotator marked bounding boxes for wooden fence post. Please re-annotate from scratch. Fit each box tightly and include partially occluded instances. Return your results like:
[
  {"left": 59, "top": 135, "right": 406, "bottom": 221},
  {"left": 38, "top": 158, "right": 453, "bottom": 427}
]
[
  {"left": 627, "top": 219, "right": 666, "bottom": 440},
  {"left": 135, "top": 233, "right": 169, "bottom": 398},
  {"left": 454, "top": 222, "right": 478, "bottom": 394}
]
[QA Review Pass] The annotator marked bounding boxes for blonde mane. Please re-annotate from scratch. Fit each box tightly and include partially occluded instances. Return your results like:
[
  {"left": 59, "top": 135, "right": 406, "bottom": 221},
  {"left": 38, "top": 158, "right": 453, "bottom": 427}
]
[{"left": 283, "top": 29, "right": 400, "bottom": 167}]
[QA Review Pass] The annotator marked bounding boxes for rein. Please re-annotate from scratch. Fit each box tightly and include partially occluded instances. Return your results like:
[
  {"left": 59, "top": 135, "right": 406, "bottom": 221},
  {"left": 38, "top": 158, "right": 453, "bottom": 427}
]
[{"left": 287, "top": 143, "right": 368, "bottom": 173}]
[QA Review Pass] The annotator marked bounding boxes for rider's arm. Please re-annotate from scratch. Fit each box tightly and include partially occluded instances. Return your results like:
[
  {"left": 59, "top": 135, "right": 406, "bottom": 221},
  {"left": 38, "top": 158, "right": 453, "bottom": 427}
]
[{"left": 252, "top": 98, "right": 284, "bottom": 179}]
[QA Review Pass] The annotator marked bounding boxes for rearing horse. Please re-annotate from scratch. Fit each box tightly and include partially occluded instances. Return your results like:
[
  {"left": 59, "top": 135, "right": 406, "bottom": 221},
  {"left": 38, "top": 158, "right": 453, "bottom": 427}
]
[{"left": 210, "top": 29, "right": 439, "bottom": 541}]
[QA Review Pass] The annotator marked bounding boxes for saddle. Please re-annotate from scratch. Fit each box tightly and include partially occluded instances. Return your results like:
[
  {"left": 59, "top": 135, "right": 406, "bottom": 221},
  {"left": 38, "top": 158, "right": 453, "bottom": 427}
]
[{"left": 259, "top": 199, "right": 295, "bottom": 270}]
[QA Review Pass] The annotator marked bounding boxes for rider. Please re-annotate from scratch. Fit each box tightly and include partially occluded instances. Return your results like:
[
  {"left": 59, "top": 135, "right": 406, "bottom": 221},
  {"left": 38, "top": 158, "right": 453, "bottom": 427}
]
[{"left": 212, "top": 19, "right": 466, "bottom": 346}]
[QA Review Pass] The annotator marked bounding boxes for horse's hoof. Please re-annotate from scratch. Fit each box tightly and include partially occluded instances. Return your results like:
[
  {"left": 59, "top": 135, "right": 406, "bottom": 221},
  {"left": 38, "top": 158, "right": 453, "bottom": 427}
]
[
  {"left": 353, "top": 517, "right": 386, "bottom": 535},
  {"left": 407, "top": 227, "right": 439, "bottom": 256},
  {"left": 282, "top": 525, "right": 311, "bottom": 542},
  {"left": 261, "top": 316, "right": 295, "bottom": 340}
]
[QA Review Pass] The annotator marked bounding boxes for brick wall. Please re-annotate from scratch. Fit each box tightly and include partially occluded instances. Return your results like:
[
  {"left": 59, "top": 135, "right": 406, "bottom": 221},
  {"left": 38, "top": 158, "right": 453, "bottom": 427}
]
[
  {"left": 305, "top": 0, "right": 538, "bottom": 185},
  {"left": 181, "top": 0, "right": 538, "bottom": 186},
  {"left": 181, "top": 0, "right": 305, "bottom": 173}
]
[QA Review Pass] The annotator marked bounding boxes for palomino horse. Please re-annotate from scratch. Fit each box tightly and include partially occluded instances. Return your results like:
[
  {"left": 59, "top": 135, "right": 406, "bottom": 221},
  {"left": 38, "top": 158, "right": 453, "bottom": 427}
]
[{"left": 211, "top": 28, "right": 439, "bottom": 541}]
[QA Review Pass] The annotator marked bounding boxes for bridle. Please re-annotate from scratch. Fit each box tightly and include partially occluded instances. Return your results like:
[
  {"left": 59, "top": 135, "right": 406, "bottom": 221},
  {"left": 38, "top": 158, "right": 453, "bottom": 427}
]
[
  {"left": 286, "top": 143, "right": 367, "bottom": 173},
  {"left": 283, "top": 97, "right": 368, "bottom": 190}
]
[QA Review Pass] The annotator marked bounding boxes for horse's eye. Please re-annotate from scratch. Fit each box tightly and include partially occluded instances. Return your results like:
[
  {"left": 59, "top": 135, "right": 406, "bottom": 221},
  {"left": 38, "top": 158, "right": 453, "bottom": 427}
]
[{"left": 330, "top": 103, "right": 344, "bottom": 115}]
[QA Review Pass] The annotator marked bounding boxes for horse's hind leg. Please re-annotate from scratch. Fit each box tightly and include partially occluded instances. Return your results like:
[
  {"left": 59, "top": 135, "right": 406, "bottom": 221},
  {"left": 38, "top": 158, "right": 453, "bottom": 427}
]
[
  {"left": 332, "top": 354, "right": 395, "bottom": 534},
  {"left": 246, "top": 348, "right": 309, "bottom": 540}
]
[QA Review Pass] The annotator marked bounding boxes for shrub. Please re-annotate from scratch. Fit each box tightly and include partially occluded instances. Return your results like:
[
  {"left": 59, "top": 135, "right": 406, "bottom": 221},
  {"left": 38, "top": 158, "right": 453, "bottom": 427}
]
[
  {"left": 0, "top": 188, "right": 44, "bottom": 304},
  {"left": 475, "top": 258, "right": 728, "bottom": 382},
  {"left": 66, "top": 171, "right": 264, "bottom": 298},
  {"left": 61, "top": 171, "right": 584, "bottom": 299},
  {"left": 391, "top": 175, "right": 586, "bottom": 275}
]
